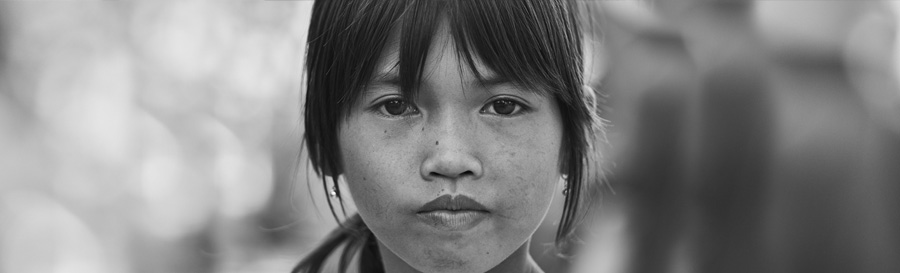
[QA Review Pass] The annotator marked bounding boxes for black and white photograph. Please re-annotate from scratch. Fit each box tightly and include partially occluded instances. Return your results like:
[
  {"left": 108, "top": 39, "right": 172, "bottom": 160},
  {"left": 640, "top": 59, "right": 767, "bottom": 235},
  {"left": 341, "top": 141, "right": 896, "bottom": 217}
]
[{"left": 0, "top": 1, "right": 898, "bottom": 272}]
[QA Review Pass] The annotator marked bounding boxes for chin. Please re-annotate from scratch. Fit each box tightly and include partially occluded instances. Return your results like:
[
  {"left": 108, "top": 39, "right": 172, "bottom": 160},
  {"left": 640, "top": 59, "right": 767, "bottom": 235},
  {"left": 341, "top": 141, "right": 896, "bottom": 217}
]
[
  {"left": 406, "top": 250, "right": 495, "bottom": 273},
  {"left": 414, "top": 262, "right": 486, "bottom": 273}
]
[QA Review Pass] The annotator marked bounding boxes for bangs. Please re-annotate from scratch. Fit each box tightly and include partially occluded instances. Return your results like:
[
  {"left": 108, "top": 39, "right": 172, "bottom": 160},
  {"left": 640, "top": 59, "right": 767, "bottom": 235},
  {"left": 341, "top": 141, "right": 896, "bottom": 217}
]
[
  {"left": 449, "top": 0, "right": 583, "bottom": 99},
  {"left": 313, "top": 0, "right": 584, "bottom": 113}
]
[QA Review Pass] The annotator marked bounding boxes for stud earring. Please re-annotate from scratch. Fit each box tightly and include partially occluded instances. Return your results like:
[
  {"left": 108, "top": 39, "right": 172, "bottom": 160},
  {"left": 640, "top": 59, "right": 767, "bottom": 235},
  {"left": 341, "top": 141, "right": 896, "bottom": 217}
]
[
  {"left": 329, "top": 186, "right": 339, "bottom": 199},
  {"left": 562, "top": 184, "right": 569, "bottom": 196}
]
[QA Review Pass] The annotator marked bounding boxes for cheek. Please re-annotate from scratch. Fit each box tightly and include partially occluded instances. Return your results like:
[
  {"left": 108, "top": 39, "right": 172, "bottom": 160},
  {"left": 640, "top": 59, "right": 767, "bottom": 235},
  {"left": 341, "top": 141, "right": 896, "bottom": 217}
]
[
  {"left": 337, "top": 120, "right": 414, "bottom": 223},
  {"left": 505, "top": 149, "right": 559, "bottom": 209},
  {"left": 489, "top": 119, "right": 562, "bottom": 226}
]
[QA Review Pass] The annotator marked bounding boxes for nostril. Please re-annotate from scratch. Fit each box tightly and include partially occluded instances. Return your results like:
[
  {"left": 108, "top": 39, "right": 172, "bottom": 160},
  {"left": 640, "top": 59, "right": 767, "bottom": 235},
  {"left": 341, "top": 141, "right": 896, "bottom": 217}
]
[
  {"left": 428, "top": 170, "right": 475, "bottom": 179},
  {"left": 420, "top": 149, "right": 483, "bottom": 180}
]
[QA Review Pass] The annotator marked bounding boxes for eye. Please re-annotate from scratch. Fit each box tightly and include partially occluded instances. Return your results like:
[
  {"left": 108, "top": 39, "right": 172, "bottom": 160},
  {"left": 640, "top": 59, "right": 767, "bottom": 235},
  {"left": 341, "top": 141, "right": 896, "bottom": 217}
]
[
  {"left": 481, "top": 98, "right": 525, "bottom": 116},
  {"left": 377, "top": 99, "right": 419, "bottom": 117}
]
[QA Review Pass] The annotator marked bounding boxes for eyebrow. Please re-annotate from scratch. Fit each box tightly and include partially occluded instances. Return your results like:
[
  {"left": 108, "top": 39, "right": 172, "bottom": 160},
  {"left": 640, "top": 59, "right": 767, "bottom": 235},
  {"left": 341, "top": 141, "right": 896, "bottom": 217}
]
[
  {"left": 372, "top": 73, "right": 401, "bottom": 86},
  {"left": 478, "top": 74, "right": 511, "bottom": 88},
  {"left": 370, "top": 71, "right": 511, "bottom": 88},
  {"left": 371, "top": 61, "right": 402, "bottom": 86}
]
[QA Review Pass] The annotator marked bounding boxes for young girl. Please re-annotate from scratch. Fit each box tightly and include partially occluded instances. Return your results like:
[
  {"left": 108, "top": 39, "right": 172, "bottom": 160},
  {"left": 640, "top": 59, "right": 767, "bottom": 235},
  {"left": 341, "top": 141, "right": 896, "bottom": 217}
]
[{"left": 294, "top": 0, "right": 603, "bottom": 272}]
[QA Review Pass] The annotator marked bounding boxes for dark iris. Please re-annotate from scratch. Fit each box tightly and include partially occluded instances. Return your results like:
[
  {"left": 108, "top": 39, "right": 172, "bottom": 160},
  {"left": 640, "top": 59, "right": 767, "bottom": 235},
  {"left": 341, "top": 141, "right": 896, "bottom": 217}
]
[
  {"left": 492, "top": 100, "right": 516, "bottom": 115},
  {"left": 383, "top": 100, "right": 408, "bottom": 116}
]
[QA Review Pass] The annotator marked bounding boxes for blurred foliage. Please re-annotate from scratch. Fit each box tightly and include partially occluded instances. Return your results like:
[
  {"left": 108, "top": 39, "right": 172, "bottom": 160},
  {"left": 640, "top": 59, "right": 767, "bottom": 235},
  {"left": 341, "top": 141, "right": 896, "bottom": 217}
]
[
  {"left": 0, "top": 1, "right": 327, "bottom": 273},
  {"left": 1, "top": 1, "right": 899, "bottom": 273}
]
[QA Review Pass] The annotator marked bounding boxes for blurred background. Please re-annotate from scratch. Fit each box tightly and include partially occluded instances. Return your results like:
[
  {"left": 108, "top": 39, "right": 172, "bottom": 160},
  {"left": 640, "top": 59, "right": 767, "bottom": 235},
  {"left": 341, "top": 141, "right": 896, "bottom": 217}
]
[{"left": 0, "top": 1, "right": 898, "bottom": 273}]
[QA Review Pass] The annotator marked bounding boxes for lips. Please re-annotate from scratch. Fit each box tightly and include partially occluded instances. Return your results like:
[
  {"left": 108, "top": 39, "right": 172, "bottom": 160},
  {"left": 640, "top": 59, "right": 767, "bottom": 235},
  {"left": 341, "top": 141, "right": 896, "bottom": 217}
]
[
  {"left": 416, "top": 194, "right": 489, "bottom": 230},
  {"left": 417, "top": 194, "right": 488, "bottom": 213}
]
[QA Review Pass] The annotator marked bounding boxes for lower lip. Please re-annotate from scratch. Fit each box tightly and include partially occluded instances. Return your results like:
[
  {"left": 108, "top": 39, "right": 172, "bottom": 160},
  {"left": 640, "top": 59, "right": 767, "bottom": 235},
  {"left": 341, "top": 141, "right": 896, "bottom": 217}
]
[{"left": 416, "top": 210, "right": 488, "bottom": 231}]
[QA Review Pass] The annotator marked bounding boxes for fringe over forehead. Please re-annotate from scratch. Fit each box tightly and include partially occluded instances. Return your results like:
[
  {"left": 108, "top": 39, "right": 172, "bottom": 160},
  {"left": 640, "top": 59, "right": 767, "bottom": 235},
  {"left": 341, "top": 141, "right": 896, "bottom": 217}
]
[{"left": 305, "top": 0, "right": 584, "bottom": 116}]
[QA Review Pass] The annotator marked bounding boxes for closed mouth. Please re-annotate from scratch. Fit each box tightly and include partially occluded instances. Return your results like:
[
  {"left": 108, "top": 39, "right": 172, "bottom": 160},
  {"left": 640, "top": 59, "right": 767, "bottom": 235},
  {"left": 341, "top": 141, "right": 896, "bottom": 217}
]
[{"left": 417, "top": 194, "right": 489, "bottom": 213}]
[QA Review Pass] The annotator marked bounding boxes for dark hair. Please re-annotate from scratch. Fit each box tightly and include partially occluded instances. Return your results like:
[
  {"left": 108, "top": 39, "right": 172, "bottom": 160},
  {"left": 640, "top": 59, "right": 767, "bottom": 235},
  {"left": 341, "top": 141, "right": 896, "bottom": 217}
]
[{"left": 295, "top": 0, "right": 604, "bottom": 272}]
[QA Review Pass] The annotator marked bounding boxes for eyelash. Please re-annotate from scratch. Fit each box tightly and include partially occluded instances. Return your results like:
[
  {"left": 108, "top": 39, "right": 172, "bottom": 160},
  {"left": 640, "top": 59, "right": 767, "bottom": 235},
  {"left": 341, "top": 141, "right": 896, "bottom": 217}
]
[
  {"left": 479, "top": 97, "right": 530, "bottom": 117},
  {"left": 370, "top": 97, "right": 530, "bottom": 118},
  {"left": 371, "top": 97, "right": 420, "bottom": 118}
]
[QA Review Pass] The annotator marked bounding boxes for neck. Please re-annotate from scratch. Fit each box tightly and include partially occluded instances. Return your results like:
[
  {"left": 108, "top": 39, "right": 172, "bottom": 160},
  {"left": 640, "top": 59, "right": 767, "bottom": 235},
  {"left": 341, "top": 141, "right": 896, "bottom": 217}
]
[
  {"left": 377, "top": 239, "right": 543, "bottom": 273},
  {"left": 486, "top": 240, "right": 544, "bottom": 273}
]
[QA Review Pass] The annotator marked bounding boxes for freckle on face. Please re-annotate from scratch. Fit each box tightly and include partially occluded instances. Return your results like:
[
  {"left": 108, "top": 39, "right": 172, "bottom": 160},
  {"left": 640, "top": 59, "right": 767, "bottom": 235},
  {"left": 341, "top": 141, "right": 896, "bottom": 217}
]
[{"left": 336, "top": 23, "right": 565, "bottom": 273}]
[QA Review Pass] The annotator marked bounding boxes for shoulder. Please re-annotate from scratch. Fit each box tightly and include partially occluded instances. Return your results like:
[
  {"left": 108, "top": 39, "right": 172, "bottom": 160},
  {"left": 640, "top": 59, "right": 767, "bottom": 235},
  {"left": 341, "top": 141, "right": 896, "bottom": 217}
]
[
  {"left": 321, "top": 241, "right": 362, "bottom": 273},
  {"left": 293, "top": 215, "right": 371, "bottom": 273}
]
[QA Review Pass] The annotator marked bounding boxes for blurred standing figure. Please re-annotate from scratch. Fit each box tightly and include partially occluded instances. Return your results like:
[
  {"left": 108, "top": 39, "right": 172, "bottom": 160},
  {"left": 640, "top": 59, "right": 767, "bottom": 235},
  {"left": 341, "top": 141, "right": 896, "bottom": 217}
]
[{"left": 579, "top": 1, "right": 900, "bottom": 273}]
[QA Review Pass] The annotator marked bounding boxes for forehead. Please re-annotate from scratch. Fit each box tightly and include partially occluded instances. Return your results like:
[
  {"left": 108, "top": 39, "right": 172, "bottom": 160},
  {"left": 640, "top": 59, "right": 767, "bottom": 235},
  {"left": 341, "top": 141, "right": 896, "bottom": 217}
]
[{"left": 372, "top": 20, "right": 502, "bottom": 86}]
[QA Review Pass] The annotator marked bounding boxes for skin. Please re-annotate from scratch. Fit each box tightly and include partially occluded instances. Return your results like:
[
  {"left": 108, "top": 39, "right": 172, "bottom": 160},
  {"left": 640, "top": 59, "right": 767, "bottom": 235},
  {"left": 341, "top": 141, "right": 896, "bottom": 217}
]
[{"left": 337, "top": 21, "right": 563, "bottom": 273}]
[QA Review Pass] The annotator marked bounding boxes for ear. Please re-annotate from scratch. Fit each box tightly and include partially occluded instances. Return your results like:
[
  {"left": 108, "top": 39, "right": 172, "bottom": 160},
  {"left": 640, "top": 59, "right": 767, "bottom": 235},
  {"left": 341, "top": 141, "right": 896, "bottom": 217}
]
[{"left": 582, "top": 85, "right": 597, "bottom": 106}]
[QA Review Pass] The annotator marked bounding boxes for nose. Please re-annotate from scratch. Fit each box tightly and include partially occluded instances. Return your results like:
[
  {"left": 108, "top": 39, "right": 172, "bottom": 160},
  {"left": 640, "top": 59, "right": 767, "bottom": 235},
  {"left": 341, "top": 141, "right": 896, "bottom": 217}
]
[{"left": 420, "top": 115, "right": 483, "bottom": 181}]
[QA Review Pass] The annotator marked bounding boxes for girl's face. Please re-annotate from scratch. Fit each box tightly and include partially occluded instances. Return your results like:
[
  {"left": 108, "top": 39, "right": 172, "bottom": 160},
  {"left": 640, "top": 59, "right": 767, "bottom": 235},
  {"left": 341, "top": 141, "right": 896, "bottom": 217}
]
[{"left": 338, "top": 23, "right": 563, "bottom": 273}]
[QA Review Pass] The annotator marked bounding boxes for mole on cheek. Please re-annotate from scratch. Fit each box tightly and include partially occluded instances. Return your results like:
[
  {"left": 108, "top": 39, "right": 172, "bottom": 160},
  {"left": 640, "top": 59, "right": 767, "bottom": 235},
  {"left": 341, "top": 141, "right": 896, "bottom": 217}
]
[{"left": 436, "top": 141, "right": 439, "bottom": 145}]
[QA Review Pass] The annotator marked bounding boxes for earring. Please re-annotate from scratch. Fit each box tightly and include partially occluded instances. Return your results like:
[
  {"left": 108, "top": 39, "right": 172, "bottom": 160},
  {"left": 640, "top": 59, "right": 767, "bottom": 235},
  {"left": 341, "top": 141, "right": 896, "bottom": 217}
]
[
  {"left": 561, "top": 174, "right": 569, "bottom": 196},
  {"left": 329, "top": 186, "right": 339, "bottom": 199}
]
